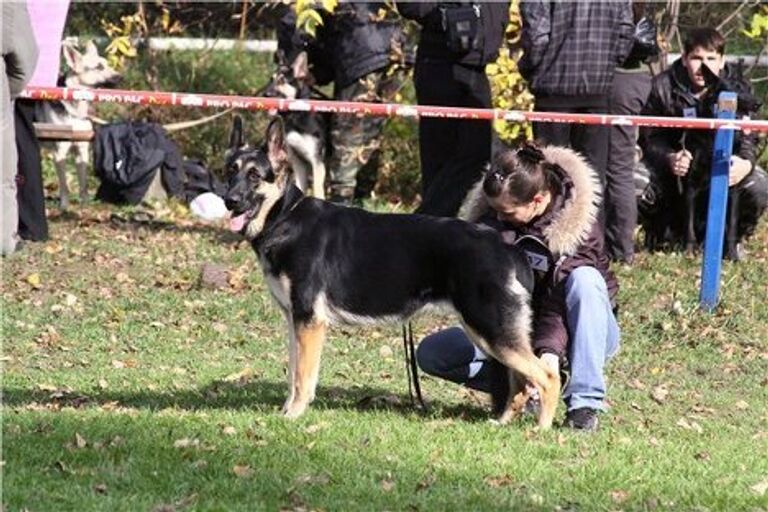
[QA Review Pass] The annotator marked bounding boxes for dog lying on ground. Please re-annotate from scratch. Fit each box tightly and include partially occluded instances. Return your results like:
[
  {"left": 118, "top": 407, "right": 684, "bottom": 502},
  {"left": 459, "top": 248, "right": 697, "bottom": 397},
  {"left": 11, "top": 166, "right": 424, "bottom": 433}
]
[
  {"left": 35, "top": 41, "right": 121, "bottom": 209},
  {"left": 222, "top": 115, "right": 561, "bottom": 428},
  {"left": 264, "top": 50, "right": 328, "bottom": 199}
]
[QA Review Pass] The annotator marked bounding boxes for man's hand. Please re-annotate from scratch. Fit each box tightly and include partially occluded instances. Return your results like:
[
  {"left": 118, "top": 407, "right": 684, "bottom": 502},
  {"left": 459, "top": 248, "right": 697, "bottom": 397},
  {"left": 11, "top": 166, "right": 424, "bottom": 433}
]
[
  {"left": 729, "top": 156, "right": 752, "bottom": 187},
  {"left": 668, "top": 149, "right": 693, "bottom": 177}
]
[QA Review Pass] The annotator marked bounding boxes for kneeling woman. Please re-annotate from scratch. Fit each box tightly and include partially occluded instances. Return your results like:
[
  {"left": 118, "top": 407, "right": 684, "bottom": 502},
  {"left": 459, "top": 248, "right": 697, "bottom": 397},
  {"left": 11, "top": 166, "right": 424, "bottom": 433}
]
[{"left": 418, "top": 143, "right": 620, "bottom": 432}]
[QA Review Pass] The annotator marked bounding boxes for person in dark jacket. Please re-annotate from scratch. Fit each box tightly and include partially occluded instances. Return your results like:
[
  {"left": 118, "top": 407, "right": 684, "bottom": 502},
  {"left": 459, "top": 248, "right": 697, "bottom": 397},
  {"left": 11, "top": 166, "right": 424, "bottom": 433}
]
[
  {"left": 2, "top": 1, "right": 38, "bottom": 255},
  {"left": 519, "top": 1, "right": 634, "bottom": 205},
  {"left": 638, "top": 27, "right": 767, "bottom": 256},
  {"left": 277, "top": 3, "right": 408, "bottom": 204},
  {"left": 397, "top": 2, "right": 510, "bottom": 217},
  {"left": 417, "top": 143, "right": 620, "bottom": 432}
]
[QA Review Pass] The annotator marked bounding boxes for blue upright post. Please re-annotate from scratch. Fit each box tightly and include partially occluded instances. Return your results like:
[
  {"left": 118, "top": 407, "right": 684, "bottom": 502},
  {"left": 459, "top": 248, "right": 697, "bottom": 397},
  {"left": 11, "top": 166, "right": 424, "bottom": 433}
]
[{"left": 699, "top": 91, "right": 737, "bottom": 312}]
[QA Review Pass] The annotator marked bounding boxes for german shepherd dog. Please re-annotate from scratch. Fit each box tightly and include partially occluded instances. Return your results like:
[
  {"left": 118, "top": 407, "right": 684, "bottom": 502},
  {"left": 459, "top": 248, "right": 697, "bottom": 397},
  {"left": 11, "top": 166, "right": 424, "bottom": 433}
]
[
  {"left": 35, "top": 41, "right": 121, "bottom": 209},
  {"left": 264, "top": 50, "right": 328, "bottom": 199},
  {"left": 223, "top": 116, "right": 561, "bottom": 428}
]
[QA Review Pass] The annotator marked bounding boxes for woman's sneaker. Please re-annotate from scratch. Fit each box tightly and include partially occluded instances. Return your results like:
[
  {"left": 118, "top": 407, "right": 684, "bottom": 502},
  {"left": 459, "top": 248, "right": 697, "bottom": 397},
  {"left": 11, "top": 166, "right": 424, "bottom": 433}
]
[{"left": 564, "top": 407, "right": 599, "bottom": 432}]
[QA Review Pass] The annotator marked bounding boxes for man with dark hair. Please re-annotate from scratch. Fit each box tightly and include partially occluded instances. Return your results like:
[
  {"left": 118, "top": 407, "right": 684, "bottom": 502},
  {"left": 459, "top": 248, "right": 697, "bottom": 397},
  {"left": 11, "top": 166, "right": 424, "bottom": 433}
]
[{"left": 638, "top": 27, "right": 768, "bottom": 258}]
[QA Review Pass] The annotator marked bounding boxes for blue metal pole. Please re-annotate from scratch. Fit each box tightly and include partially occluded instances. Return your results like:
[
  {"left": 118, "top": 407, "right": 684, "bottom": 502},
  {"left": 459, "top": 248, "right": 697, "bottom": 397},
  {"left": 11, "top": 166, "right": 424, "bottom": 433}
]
[{"left": 699, "top": 91, "right": 737, "bottom": 312}]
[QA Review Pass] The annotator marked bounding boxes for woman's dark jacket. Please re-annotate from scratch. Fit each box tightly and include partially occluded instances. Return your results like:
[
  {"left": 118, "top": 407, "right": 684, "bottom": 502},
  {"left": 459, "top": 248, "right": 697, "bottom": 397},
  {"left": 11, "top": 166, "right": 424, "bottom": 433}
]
[{"left": 460, "top": 146, "right": 618, "bottom": 357}]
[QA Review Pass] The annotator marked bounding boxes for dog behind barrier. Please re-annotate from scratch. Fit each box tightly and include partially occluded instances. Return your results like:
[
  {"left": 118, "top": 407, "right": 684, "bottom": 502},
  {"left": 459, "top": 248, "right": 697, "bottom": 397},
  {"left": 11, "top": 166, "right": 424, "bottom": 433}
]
[
  {"left": 36, "top": 41, "right": 121, "bottom": 209},
  {"left": 263, "top": 50, "right": 329, "bottom": 199}
]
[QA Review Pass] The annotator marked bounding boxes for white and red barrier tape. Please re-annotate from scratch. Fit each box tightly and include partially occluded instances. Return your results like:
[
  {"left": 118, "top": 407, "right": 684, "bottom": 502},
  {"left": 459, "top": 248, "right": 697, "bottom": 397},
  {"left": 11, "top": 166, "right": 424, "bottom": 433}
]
[{"left": 20, "top": 85, "right": 768, "bottom": 133}]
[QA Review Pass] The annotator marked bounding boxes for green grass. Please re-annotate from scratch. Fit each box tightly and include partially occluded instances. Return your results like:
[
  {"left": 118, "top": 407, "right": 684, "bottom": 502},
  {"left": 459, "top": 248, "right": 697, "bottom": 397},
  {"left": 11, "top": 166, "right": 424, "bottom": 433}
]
[{"left": 2, "top": 198, "right": 768, "bottom": 511}]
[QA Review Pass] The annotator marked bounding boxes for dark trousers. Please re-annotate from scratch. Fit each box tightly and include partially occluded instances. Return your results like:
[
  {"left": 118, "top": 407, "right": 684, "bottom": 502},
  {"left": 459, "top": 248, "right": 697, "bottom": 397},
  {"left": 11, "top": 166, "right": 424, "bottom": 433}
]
[
  {"left": 414, "top": 61, "right": 492, "bottom": 217},
  {"left": 14, "top": 99, "right": 48, "bottom": 242},
  {"left": 605, "top": 71, "right": 651, "bottom": 262},
  {"left": 533, "top": 101, "right": 610, "bottom": 223},
  {"left": 416, "top": 326, "right": 490, "bottom": 393}
]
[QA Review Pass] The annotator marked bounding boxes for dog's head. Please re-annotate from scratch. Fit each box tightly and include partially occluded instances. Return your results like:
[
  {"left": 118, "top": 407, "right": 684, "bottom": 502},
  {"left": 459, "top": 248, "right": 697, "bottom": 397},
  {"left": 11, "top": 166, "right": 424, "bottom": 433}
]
[
  {"left": 264, "top": 50, "right": 311, "bottom": 100},
  {"left": 62, "top": 41, "right": 122, "bottom": 88},
  {"left": 224, "top": 116, "right": 291, "bottom": 239}
]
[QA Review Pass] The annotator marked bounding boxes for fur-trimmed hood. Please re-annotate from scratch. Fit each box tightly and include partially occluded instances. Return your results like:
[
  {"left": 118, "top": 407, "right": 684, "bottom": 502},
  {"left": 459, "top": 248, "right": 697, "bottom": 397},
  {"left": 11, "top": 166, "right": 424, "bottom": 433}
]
[{"left": 458, "top": 145, "right": 602, "bottom": 256}]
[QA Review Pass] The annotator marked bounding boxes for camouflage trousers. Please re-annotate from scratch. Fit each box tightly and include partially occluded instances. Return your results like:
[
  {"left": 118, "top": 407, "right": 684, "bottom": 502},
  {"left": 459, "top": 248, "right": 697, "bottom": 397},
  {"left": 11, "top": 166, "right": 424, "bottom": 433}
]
[{"left": 328, "top": 67, "right": 405, "bottom": 200}]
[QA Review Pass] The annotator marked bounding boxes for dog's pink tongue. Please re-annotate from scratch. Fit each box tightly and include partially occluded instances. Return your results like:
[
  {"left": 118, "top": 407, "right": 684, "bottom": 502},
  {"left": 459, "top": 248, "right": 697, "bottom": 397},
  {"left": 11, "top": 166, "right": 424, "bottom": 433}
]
[{"left": 229, "top": 213, "right": 247, "bottom": 233}]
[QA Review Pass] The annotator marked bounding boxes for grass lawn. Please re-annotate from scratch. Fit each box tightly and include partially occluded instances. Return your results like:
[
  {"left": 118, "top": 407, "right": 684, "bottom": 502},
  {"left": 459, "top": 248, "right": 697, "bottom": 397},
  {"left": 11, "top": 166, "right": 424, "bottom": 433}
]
[{"left": 2, "top": 196, "right": 767, "bottom": 511}]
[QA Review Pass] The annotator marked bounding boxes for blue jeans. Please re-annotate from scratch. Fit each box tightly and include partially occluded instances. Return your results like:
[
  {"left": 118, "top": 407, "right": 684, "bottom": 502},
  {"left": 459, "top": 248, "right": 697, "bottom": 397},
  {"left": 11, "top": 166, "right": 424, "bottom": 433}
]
[{"left": 416, "top": 266, "right": 620, "bottom": 411}]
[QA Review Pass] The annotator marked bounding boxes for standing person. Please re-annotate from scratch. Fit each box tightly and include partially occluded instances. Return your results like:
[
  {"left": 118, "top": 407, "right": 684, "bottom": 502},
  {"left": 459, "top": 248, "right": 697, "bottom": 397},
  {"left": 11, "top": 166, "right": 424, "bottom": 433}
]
[
  {"left": 2, "top": 1, "right": 38, "bottom": 255},
  {"left": 418, "top": 143, "right": 620, "bottom": 431},
  {"left": 14, "top": 0, "right": 70, "bottom": 242},
  {"left": 518, "top": 1, "right": 634, "bottom": 213},
  {"left": 605, "top": 3, "right": 658, "bottom": 263},
  {"left": 638, "top": 27, "right": 767, "bottom": 257},
  {"left": 276, "top": 2, "right": 409, "bottom": 205},
  {"left": 397, "top": 2, "right": 510, "bottom": 217}
]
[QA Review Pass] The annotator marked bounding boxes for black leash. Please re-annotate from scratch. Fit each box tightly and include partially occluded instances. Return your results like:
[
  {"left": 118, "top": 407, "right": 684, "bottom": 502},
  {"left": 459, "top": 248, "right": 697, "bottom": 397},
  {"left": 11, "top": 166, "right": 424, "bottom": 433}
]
[{"left": 402, "top": 322, "right": 427, "bottom": 411}]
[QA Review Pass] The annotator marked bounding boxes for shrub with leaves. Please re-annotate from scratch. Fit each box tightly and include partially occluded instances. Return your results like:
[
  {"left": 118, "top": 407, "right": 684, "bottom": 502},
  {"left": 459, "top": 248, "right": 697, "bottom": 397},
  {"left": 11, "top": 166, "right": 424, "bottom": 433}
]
[{"left": 487, "top": 0, "right": 534, "bottom": 145}]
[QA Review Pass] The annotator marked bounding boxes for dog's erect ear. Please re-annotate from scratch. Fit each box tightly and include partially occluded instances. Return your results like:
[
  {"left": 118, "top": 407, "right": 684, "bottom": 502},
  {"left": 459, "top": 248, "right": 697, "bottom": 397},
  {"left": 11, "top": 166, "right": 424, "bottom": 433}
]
[
  {"left": 229, "top": 115, "right": 244, "bottom": 150},
  {"left": 84, "top": 40, "right": 99, "bottom": 58},
  {"left": 62, "top": 44, "right": 83, "bottom": 71},
  {"left": 266, "top": 116, "right": 287, "bottom": 168},
  {"left": 292, "top": 51, "right": 309, "bottom": 81}
]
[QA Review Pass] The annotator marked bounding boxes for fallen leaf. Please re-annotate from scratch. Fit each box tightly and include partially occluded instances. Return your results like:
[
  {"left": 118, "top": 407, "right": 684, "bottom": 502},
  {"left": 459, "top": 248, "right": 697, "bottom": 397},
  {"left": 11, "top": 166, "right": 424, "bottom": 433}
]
[
  {"left": 223, "top": 367, "right": 254, "bottom": 383},
  {"left": 93, "top": 483, "right": 108, "bottom": 494},
  {"left": 750, "top": 478, "right": 768, "bottom": 496},
  {"left": 173, "top": 438, "right": 200, "bottom": 449},
  {"left": 304, "top": 423, "right": 327, "bottom": 435},
  {"left": 221, "top": 426, "right": 237, "bottom": 436},
  {"left": 610, "top": 490, "right": 630, "bottom": 503},
  {"left": 233, "top": 465, "right": 253, "bottom": 478},
  {"left": 651, "top": 385, "right": 669, "bottom": 404},
  {"left": 74, "top": 432, "right": 87, "bottom": 449},
  {"left": 380, "top": 474, "right": 395, "bottom": 492},
  {"left": 735, "top": 400, "right": 749, "bottom": 410},
  {"left": 378, "top": 345, "right": 393, "bottom": 358},
  {"left": 26, "top": 273, "right": 42, "bottom": 289},
  {"left": 485, "top": 474, "right": 515, "bottom": 488}
]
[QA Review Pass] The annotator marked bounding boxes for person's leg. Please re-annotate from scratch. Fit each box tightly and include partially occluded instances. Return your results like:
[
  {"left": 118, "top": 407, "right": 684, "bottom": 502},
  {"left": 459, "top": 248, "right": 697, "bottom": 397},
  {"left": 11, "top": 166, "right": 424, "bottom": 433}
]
[
  {"left": 414, "top": 61, "right": 458, "bottom": 197},
  {"left": 532, "top": 102, "right": 571, "bottom": 147},
  {"left": 562, "top": 267, "right": 620, "bottom": 419},
  {"left": 14, "top": 99, "right": 48, "bottom": 242},
  {"left": 2, "top": 103, "right": 20, "bottom": 255},
  {"left": 328, "top": 73, "right": 388, "bottom": 203},
  {"left": 605, "top": 72, "right": 652, "bottom": 263},
  {"left": 417, "top": 64, "right": 492, "bottom": 217},
  {"left": 416, "top": 326, "right": 490, "bottom": 392}
]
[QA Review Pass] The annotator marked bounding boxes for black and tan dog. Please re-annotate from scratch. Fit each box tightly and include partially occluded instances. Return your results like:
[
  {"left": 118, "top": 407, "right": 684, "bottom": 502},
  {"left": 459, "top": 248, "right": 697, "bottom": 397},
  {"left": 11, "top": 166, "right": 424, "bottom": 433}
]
[{"left": 223, "top": 116, "right": 560, "bottom": 428}]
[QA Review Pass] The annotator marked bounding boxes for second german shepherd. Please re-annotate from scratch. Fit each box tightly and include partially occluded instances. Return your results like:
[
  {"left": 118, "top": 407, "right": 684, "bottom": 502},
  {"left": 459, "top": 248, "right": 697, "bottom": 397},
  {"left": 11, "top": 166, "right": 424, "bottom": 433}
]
[{"left": 223, "top": 116, "right": 560, "bottom": 428}]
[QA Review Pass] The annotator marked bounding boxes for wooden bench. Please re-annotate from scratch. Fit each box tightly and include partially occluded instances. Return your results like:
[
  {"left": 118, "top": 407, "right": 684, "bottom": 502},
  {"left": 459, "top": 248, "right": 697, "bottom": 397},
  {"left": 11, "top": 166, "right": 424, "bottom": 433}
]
[{"left": 34, "top": 122, "right": 94, "bottom": 142}]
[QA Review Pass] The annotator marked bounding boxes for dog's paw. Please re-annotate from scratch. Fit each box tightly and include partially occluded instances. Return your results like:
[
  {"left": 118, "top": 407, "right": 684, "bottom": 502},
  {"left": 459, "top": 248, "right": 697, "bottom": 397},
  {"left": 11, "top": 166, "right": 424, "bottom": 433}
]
[{"left": 282, "top": 400, "right": 308, "bottom": 419}]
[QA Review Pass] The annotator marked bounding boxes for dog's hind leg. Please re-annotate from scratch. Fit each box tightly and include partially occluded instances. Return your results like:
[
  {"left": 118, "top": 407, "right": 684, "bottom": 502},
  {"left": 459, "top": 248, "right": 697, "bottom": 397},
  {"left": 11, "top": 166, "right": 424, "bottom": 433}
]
[
  {"left": 53, "top": 142, "right": 72, "bottom": 209},
  {"left": 282, "top": 319, "right": 327, "bottom": 419},
  {"left": 74, "top": 141, "right": 90, "bottom": 205},
  {"left": 464, "top": 326, "right": 559, "bottom": 429}
]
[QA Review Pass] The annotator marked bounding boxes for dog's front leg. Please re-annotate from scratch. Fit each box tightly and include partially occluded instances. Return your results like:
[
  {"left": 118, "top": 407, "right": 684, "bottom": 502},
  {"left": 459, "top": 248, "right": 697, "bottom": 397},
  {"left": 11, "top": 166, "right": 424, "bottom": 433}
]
[
  {"left": 53, "top": 142, "right": 72, "bottom": 209},
  {"left": 684, "top": 182, "right": 697, "bottom": 254},
  {"left": 74, "top": 141, "right": 90, "bottom": 205},
  {"left": 282, "top": 319, "right": 327, "bottom": 419},
  {"left": 282, "top": 315, "right": 298, "bottom": 415}
]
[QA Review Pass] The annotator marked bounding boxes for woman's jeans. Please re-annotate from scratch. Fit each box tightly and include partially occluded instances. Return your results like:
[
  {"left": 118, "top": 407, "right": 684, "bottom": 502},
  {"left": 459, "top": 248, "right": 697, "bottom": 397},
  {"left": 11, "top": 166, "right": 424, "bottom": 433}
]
[{"left": 416, "top": 267, "right": 620, "bottom": 412}]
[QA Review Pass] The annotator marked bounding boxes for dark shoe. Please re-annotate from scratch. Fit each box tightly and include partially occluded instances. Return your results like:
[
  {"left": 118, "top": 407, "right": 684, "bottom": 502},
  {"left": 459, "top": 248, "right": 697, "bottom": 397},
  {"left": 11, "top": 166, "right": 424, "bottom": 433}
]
[{"left": 564, "top": 407, "right": 599, "bottom": 432}]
